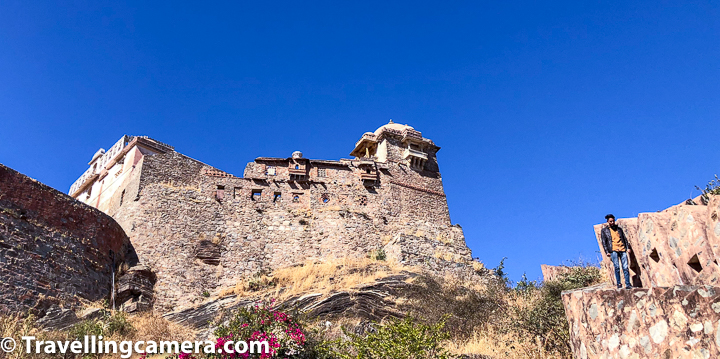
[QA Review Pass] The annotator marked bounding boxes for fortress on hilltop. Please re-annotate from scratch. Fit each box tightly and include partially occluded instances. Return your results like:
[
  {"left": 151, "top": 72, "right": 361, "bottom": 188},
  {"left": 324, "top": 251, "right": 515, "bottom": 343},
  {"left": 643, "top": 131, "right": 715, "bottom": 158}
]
[{"left": 67, "top": 122, "right": 478, "bottom": 312}]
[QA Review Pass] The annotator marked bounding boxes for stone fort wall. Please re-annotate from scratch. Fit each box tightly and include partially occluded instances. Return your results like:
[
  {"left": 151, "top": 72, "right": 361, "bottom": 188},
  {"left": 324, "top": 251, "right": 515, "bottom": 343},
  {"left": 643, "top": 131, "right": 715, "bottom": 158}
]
[
  {"left": 99, "top": 125, "right": 478, "bottom": 312},
  {"left": 0, "top": 164, "right": 130, "bottom": 314},
  {"left": 112, "top": 151, "right": 474, "bottom": 312}
]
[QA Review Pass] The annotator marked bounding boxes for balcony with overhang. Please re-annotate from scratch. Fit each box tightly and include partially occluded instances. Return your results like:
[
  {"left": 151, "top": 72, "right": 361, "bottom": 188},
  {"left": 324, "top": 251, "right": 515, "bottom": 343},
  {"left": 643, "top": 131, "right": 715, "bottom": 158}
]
[
  {"left": 403, "top": 148, "right": 428, "bottom": 161},
  {"left": 360, "top": 169, "right": 377, "bottom": 181},
  {"left": 401, "top": 129, "right": 423, "bottom": 143},
  {"left": 288, "top": 162, "right": 308, "bottom": 175},
  {"left": 350, "top": 132, "right": 378, "bottom": 158},
  {"left": 403, "top": 147, "right": 428, "bottom": 170},
  {"left": 356, "top": 162, "right": 378, "bottom": 185}
]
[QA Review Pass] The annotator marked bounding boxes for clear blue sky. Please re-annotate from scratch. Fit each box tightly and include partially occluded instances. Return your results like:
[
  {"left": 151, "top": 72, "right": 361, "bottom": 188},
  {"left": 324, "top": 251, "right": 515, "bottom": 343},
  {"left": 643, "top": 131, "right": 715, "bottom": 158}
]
[{"left": 1, "top": 1, "right": 719, "bottom": 282}]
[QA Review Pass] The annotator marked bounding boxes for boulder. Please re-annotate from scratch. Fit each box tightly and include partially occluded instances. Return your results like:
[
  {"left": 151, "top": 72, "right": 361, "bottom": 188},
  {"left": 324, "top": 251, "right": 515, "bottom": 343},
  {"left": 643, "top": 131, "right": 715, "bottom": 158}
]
[
  {"left": 36, "top": 304, "right": 80, "bottom": 331},
  {"left": 79, "top": 307, "right": 109, "bottom": 321}
]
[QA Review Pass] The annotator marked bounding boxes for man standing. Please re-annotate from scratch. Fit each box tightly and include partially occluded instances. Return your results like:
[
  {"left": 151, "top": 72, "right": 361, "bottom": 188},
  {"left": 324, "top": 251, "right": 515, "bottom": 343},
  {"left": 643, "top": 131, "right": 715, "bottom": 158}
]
[{"left": 600, "top": 214, "right": 633, "bottom": 289}]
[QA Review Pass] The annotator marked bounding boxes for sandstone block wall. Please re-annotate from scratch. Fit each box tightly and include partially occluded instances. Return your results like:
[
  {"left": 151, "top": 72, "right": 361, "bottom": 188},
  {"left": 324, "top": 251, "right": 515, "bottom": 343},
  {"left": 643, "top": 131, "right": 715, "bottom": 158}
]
[
  {"left": 70, "top": 136, "right": 174, "bottom": 215},
  {"left": 563, "top": 284, "right": 720, "bottom": 359},
  {"left": 0, "top": 164, "right": 130, "bottom": 314},
  {"left": 63, "top": 124, "right": 481, "bottom": 313}
]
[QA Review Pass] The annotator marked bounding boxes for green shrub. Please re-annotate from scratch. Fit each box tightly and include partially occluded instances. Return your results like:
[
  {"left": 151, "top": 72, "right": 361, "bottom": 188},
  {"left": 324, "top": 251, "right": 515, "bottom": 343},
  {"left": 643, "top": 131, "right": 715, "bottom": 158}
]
[
  {"left": 105, "top": 311, "right": 134, "bottom": 337},
  {"left": 493, "top": 257, "right": 510, "bottom": 289},
  {"left": 68, "top": 319, "right": 104, "bottom": 339},
  {"left": 328, "top": 316, "right": 455, "bottom": 359},
  {"left": 514, "top": 273, "right": 540, "bottom": 294},
  {"left": 374, "top": 249, "right": 386, "bottom": 261},
  {"left": 68, "top": 311, "right": 135, "bottom": 340},
  {"left": 367, "top": 249, "right": 386, "bottom": 261},
  {"left": 211, "top": 300, "right": 312, "bottom": 358}
]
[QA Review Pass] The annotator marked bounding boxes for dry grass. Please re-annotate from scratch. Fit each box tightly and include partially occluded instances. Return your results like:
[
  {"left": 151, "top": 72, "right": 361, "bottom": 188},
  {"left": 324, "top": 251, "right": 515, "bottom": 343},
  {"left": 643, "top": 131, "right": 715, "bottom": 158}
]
[
  {"left": 437, "top": 284, "right": 571, "bottom": 359},
  {"left": 435, "top": 232, "right": 454, "bottom": 244},
  {"left": 471, "top": 260, "right": 485, "bottom": 273},
  {"left": 217, "top": 254, "right": 490, "bottom": 303},
  {"left": 127, "top": 313, "right": 196, "bottom": 344},
  {"left": 219, "top": 256, "right": 412, "bottom": 300},
  {"left": 1, "top": 314, "right": 36, "bottom": 343},
  {"left": 445, "top": 327, "right": 563, "bottom": 359},
  {"left": 273, "top": 257, "right": 401, "bottom": 296},
  {"left": 0, "top": 311, "right": 195, "bottom": 359}
]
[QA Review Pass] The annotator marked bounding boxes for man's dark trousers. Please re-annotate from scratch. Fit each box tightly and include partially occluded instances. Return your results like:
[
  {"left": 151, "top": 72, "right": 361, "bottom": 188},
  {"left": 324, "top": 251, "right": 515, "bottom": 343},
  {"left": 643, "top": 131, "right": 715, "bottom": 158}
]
[{"left": 611, "top": 251, "right": 631, "bottom": 289}]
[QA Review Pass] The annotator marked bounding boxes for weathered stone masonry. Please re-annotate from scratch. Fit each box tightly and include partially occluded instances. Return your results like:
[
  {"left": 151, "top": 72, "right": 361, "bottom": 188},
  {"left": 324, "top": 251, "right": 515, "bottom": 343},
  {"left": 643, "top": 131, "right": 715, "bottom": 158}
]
[
  {"left": 69, "top": 122, "right": 480, "bottom": 312},
  {"left": 563, "top": 284, "right": 720, "bottom": 359},
  {"left": 0, "top": 164, "right": 130, "bottom": 314},
  {"left": 563, "top": 195, "right": 720, "bottom": 358}
]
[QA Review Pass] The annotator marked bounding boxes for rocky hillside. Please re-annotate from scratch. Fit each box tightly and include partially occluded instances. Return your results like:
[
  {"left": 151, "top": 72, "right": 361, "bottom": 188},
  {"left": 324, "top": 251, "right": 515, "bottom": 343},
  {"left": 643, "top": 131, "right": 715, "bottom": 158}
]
[{"left": 162, "top": 258, "right": 489, "bottom": 338}]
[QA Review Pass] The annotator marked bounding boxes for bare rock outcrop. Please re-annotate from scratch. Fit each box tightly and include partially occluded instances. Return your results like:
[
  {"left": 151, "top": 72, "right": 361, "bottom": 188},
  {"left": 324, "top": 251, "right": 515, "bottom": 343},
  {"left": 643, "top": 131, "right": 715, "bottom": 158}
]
[
  {"left": 35, "top": 304, "right": 80, "bottom": 331},
  {"left": 162, "top": 272, "right": 417, "bottom": 337}
]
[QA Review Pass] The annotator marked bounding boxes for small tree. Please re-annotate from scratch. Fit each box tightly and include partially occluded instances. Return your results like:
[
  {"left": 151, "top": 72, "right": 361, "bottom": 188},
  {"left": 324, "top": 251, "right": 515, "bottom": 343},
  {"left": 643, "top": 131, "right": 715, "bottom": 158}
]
[
  {"left": 696, "top": 174, "right": 720, "bottom": 203},
  {"left": 514, "top": 265, "right": 602, "bottom": 356}
]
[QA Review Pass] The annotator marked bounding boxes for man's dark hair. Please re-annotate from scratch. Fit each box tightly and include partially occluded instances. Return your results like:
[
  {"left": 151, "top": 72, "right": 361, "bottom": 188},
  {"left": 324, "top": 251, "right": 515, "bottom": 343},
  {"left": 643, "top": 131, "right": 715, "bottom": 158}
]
[{"left": 605, "top": 214, "right": 615, "bottom": 220}]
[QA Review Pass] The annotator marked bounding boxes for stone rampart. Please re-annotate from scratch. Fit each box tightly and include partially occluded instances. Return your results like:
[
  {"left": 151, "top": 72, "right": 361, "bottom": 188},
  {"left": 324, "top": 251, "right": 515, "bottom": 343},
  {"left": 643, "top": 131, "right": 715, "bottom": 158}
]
[
  {"left": 0, "top": 164, "right": 130, "bottom": 314},
  {"left": 66, "top": 123, "right": 481, "bottom": 313},
  {"left": 112, "top": 150, "right": 476, "bottom": 312},
  {"left": 562, "top": 284, "right": 720, "bottom": 359}
]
